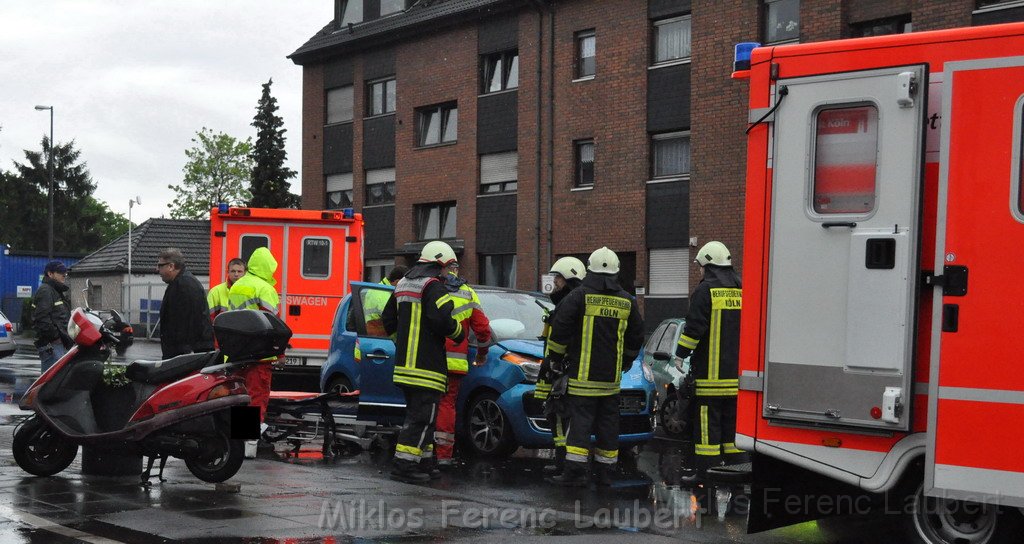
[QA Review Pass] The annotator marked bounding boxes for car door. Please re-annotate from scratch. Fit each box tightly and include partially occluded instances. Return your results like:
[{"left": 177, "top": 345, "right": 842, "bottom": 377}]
[{"left": 348, "top": 282, "right": 405, "bottom": 421}]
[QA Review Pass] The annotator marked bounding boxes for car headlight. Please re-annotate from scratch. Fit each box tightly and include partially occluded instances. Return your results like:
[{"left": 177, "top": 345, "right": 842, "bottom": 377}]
[
  {"left": 519, "top": 362, "right": 541, "bottom": 383},
  {"left": 641, "top": 361, "right": 654, "bottom": 383},
  {"left": 501, "top": 351, "right": 542, "bottom": 383}
]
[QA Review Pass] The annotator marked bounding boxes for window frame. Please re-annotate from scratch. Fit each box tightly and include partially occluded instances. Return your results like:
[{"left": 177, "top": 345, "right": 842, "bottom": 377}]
[
  {"left": 365, "top": 167, "right": 396, "bottom": 207},
  {"left": 1012, "top": 93, "right": 1024, "bottom": 223},
  {"left": 650, "top": 131, "right": 691, "bottom": 180},
  {"left": 481, "top": 50, "right": 520, "bottom": 94},
  {"left": 239, "top": 235, "right": 270, "bottom": 264},
  {"left": 652, "top": 15, "right": 692, "bottom": 66},
  {"left": 325, "top": 172, "right": 354, "bottom": 210},
  {"left": 575, "top": 29, "right": 597, "bottom": 80},
  {"left": 810, "top": 103, "right": 880, "bottom": 217},
  {"left": 648, "top": 248, "right": 690, "bottom": 297},
  {"left": 366, "top": 77, "right": 396, "bottom": 117},
  {"left": 479, "top": 151, "right": 519, "bottom": 195},
  {"left": 300, "top": 236, "right": 333, "bottom": 280},
  {"left": 415, "top": 102, "right": 458, "bottom": 147},
  {"left": 379, "top": 0, "right": 407, "bottom": 17},
  {"left": 479, "top": 254, "right": 517, "bottom": 288},
  {"left": 763, "top": 0, "right": 800, "bottom": 45},
  {"left": 326, "top": 85, "right": 355, "bottom": 125},
  {"left": 415, "top": 202, "right": 457, "bottom": 240},
  {"left": 850, "top": 14, "right": 912, "bottom": 37},
  {"left": 337, "top": 0, "right": 363, "bottom": 27},
  {"left": 574, "top": 139, "right": 595, "bottom": 188}
]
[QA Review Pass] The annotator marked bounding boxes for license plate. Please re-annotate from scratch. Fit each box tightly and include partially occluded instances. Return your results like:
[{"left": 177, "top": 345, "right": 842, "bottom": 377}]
[{"left": 283, "top": 356, "right": 305, "bottom": 366}]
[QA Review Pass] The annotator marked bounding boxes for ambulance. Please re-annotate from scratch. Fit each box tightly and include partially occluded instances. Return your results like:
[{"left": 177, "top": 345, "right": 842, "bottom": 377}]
[
  {"left": 209, "top": 206, "right": 364, "bottom": 391},
  {"left": 734, "top": 22, "right": 1024, "bottom": 543}
]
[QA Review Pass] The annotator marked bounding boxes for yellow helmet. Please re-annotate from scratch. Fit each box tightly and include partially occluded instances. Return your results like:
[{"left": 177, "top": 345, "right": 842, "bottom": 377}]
[
  {"left": 419, "top": 240, "right": 458, "bottom": 266},
  {"left": 587, "top": 247, "right": 620, "bottom": 275},
  {"left": 550, "top": 256, "right": 586, "bottom": 281},
  {"left": 695, "top": 241, "right": 731, "bottom": 267}
]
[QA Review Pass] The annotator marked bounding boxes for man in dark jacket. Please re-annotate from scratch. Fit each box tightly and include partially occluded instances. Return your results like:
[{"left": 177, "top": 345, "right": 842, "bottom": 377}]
[
  {"left": 547, "top": 247, "right": 644, "bottom": 487},
  {"left": 382, "top": 241, "right": 464, "bottom": 483},
  {"left": 32, "top": 260, "right": 73, "bottom": 372},
  {"left": 158, "top": 248, "right": 214, "bottom": 359},
  {"left": 675, "top": 241, "right": 745, "bottom": 483}
]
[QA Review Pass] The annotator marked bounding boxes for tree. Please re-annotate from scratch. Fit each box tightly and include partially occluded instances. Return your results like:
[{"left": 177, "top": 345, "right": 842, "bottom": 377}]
[
  {"left": 248, "top": 79, "right": 299, "bottom": 208},
  {"left": 168, "top": 128, "right": 253, "bottom": 219},
  {"left": 3, "top": 137, "right": 130, "bottom": 253}
]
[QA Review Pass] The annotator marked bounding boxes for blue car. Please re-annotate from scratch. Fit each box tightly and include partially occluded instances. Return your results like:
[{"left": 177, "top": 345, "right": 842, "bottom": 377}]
[{"left": 320, "top": 281, "right": 656, "bottom": 456}]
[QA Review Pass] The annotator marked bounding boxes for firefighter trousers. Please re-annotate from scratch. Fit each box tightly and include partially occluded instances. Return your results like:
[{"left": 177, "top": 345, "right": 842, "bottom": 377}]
[
  {"left": 395, "top": 387, "right": 441, "bottom": 463},
  {"left": 564, "top": 394, "right": 619, "bottom": 466},
  {"left": 435, "top": 375, "right": 462, "bottom": 461},
  {"left": 691, "top": 395, "right": 745, "bottom": 469},
  {"left": 545, "top": 411, "right": 570, "bottom": 449}
]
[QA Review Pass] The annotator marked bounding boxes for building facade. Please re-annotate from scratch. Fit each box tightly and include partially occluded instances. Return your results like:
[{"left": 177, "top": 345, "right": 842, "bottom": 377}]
[{"left": 290, "top": 0, "right": 1024, "bottom": 329}]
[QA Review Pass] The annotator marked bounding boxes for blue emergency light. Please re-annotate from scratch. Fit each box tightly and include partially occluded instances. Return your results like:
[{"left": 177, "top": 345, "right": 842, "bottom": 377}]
[
  {"left": 217, "top": 202, "right": 229, "bottom": 214},
  {"left": 343, "top": 207, "right": 354, "bottom": 219},
  {"left": 734, "top": 42, "right": 760, "bottom": 72}
]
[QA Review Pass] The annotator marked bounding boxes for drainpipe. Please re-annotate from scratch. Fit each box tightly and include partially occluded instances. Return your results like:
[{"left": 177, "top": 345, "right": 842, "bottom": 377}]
[
  {"left": 532, "top": 1, "right": 545, "bottom": 286},
  {"left": 546, "top": 2, "right": 555, "bottom": 269}
]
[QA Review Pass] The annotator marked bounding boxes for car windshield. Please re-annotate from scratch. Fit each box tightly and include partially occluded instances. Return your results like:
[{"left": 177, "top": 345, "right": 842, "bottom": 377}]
[{"left": 476, "top": 290, "right": 553, "bottom": 342}]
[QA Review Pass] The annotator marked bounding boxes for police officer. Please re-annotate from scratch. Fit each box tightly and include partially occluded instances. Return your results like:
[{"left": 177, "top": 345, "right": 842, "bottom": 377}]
[
  {"left": 382, "top": 241, "right": 464, "bottom": 483},
  {"left": 547, "top": 247, "right": 644, "bottom": 486},
  {"left": 536, "top": 256, "right": 586, "bottom": 477},
  {"left": 675, "top": 241, "right": 745, "bottom": 482}
]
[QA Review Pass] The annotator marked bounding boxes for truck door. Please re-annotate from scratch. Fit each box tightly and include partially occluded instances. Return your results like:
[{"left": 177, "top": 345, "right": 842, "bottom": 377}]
[
  {"left": 765, "top": 65, "right": 926, "bottom": 431},
  {"left": 283, "top": 224, "right": 352, "bottom": 355},
  {"left": 926, "top": 57, "right": 1024, "bottom": 504}
]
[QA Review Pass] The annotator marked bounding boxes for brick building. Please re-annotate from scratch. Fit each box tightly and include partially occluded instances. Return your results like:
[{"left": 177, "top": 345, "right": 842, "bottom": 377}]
[{"left": 289, "top": 0, "right": 1024, "bottom": 329}]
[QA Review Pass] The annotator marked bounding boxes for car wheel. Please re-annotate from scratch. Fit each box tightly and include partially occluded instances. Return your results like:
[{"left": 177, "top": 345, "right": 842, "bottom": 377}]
[
  {"left": 464, "top": 391, "right": 515, "bottom": 457},
  {"left": 659, "top": 392, "right": 688, "bottom": 438},
  {"left": 326, "top": 375, "right": 352, "bottom": 395}
]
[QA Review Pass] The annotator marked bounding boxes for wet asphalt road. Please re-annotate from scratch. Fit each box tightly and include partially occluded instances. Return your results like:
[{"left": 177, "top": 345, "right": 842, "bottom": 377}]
[{"left": 0, "top": 340, "right": 907, "bottom": 543}]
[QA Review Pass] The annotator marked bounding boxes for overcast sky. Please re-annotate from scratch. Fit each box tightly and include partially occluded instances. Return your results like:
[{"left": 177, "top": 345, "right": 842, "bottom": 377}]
[{"left": 0, "top": 0, "right": 331, "bottom": 222}]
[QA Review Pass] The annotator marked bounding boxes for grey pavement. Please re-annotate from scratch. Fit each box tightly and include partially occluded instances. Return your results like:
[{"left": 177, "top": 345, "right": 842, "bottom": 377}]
[{"left": 0, "top": 338, "right": 905, "bottom": 543}]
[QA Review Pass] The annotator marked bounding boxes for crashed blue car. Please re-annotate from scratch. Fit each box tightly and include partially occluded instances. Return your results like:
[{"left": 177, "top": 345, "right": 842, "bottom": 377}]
[{"left": 320, "top": 281, "right": 656, "bottom": 456}]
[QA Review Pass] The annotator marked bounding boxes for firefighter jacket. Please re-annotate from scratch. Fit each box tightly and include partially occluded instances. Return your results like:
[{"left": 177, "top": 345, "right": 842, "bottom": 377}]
[
  {"left": 382, "top": 263, "right": 464, "bottom": 393},
  {"left": 676, "top": 265, "right": 742, "bottom": 398},
  {"left": 207, "top": 281, "right": 231, "bottom": 319},
  {"left": 31, "top": 276, "right": 72, "bottom": 347},
  {"left": 443, "top": 280, "right": 491, "bottom": 375},
  {"left": 228, "top": 248, "right": 279, "bottom": 314},
  {"left": 535, "top": 278, "right": 582, "bottom": 400},
  {"left": 546, "top": 273, "right": 644, "bottom": 397}
]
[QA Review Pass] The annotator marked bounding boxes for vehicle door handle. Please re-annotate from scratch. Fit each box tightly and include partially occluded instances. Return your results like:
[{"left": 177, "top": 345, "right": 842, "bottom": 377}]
[{"left": 365, "top": 352, "right": 390, "bottom": 361}]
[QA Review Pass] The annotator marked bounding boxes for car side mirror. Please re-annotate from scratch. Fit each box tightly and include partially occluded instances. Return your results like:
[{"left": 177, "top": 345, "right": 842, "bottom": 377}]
[{"left": 652, "top": 351, "right": 672, "bottom": 362}]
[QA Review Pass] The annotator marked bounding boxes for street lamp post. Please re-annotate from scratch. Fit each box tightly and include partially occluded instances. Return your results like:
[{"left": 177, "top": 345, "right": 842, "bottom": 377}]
[
  {"left": 34, "top": 105, "right": 55, "bottom": 259},
  {"left": 127, "top": 196, "right": 141, "bottom": 324}
]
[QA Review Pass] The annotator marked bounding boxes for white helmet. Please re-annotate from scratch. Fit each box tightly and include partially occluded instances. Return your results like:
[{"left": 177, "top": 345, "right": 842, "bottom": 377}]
[
  {"left": 550, "top": 256, "right": 586, "bottom": 281},
  {"left": 587, "top": 247, "right": 620, "bottom": 274},
  {"left": 419, "top": 240, "right": 458, "bottom": 266},
  {"left": 695, "top": 241, "right": 731, "bottom": 267}
]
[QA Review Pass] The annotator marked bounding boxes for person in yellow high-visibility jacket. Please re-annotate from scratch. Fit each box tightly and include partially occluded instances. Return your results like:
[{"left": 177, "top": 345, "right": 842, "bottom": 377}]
[
  {"left": 208, "top": 258, "right": 246, "bottom": 321},
  {"left": 227, "top": 247, "right": 279, "bottom": 424}
]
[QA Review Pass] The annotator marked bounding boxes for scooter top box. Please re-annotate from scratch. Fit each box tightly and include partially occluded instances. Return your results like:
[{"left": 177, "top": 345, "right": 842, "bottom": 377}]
[{"left": 213, "top": 310, "right": 292, "bottom": 361}]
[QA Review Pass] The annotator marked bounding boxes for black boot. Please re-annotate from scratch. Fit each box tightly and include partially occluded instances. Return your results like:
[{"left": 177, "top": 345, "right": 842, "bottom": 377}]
[
  {"left": 420, "top": 457, "right": 442, "bottom": 480},
  {"left": 549, "top": 461, "right": 588, "bottom": 487},
  {"left": 543, "top": 447, "right": 566, "bottom": 476},
  {"left": 592, "top": 463, "right": 614, "bottom": 486},
  {"left": 390, "top": 459, "right": 431, "bottom": 483}
]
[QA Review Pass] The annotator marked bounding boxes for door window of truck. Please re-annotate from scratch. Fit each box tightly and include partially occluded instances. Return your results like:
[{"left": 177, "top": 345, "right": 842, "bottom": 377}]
[
  {"left": 812, "top": 105, "right": 879, "bottom": 215},
  {"left": 240, "top": 235, "right": 269, "bottom": 263},
  {"left": 1016, "top": 95, "right": 1024, "bottom": 220},
  {"left": 301, "top": 237, "right": 331, "bottom": 279}
]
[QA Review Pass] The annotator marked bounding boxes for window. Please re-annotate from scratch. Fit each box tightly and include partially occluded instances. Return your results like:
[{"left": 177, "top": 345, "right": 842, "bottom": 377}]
[
  {"left": 812, "top": 105, "right": 879, "bottom": 215},
  {"left": 764, "top": 0, "right": 800, "bottom": 44},
  {"left": 851, "top": 15, "right": 911, "bottom": 37},
  {"left": 649, "top": 248, "right": 690, "bottom": 296},
  {"left": 380, "top": 0, "right": 406, "bottom": 16},
  {"left": 366, "top": 168, "right": 396, "bottom": 205},
  {"left": 575, "top": 139, "right": 595, "bottom": 187},
  {"left": 326, "top": 173, "right": 354, "bottom": 209},
  {"left": 652, "top": 132, "right": 691, "bottom": 179},
  {"left": 656, "top": 324, "right": 682, "bottom": 355},
  {"left": 240, "top": 235, "right": 269, "bottom": 264},
  {"left": 416, "top": 202, "right": 457, "bottom": 240},
  {"left": 302, "top": 238, "right": 331, "bottom": 278},
  {"left": 644, "top": 322, "right": 670, "bottom": 354},
  {"left": 576, "top": 30, "right": 596, "bottom": 78},
  {"left": 481, "top": 50, "right": 519, "bottom": 93},
  {"left": 326, "top": 85, "right": 354, "bottom": 124},
  {"left": 367, "top": 78, "right": 396, "bottom": 116},
  {"left": 1016, "top": 97, "right": 1024, "bottom": 217},
  {"left": 480, "top": 152, "right": 518, "bottom": 194},
  {"left": 416, "top": 103, "right": 458, "bottom": 146},
  {"left": 481, "top": 254, "right": 517, "bottom": 288},
  {"left": 364, "top": 258, "right": 393, "bottom": 283},
  {"left": 339, "top": 0, "right": 363, "bottom": 26},
  {"left": 653, "top": 16, "right": 692, "bottom": 64}
]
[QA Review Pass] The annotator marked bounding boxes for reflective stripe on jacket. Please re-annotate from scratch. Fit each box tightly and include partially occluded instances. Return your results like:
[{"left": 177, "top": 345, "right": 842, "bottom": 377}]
[
  {"left": 208, "top": 282, "right": 231, "bottom": 319},
  {"left": 676, "top": 266, "right": 742, "bottom": 397},
  {"left": 444, "top": 284, "right": 490, "bottom": 374}
]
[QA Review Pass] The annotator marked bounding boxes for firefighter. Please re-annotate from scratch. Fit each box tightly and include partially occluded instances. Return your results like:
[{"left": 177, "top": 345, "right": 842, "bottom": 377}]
[
  {"left": 675, "top": 241, "right": 745, "bottom": 483},
  {"left": 382, "top": 241, "right": 464, "bottom": 483},
  {"left": 547, "top": 247, "right": 644, "bottom": 487},
  {"left": 227, "top": 247, "right": 279, "bottom": 458},
  {"left": 435, "top": 262, "right": 491, "bottom": 467},
  {"left": 208, "top": 258, "right": 246, "bottom": 320},
  {"left": 536, "top": 256, "right": 586, "bottom": 477}
]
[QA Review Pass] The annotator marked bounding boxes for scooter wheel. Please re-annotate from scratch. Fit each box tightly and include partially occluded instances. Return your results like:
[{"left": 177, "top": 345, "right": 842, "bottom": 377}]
[
  {"left": 12, "top": 416, "right": 78, "bottom": 477},
  {"left": 185, "top": 432, "right": 245, "bottom": 483}
]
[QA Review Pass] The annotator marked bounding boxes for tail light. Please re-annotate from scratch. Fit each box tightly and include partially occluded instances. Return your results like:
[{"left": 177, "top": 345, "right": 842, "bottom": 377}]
[
  {"left": 207, "top": 380, "right": 244, "bottom": 400},
  {"left": 4, "top": 322, "right": 11, "bottom": 332}
]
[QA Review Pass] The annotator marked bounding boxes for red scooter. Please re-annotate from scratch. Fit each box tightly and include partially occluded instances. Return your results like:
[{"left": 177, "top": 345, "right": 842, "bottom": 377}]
[{"left": 13, "top": 308, "right": 290, "bottom": 484}]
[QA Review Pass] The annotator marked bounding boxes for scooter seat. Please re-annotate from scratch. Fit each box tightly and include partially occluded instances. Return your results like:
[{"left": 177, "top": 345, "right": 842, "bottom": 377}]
[{"left": 126, "top": 351, "right": 221, "bottom": 385}]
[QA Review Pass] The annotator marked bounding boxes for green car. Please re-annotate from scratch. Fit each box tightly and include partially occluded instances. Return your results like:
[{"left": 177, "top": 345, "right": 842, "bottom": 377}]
[{"left": 641, "top": 317, "right": 692, "bottom": 438}]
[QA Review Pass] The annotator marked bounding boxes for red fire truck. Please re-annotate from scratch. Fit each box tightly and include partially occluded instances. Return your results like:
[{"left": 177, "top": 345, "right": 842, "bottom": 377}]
[
  {"left": 209, "top": 206, "right": 364, "bottom": 391},
  {"left": 735, "top": 22, "right": 1024, "bottom": 543}
]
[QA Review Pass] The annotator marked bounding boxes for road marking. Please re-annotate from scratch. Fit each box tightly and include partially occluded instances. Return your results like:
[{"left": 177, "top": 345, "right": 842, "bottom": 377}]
[{"left": 0, "top": 504, "right": 127, "bottom": 544}]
